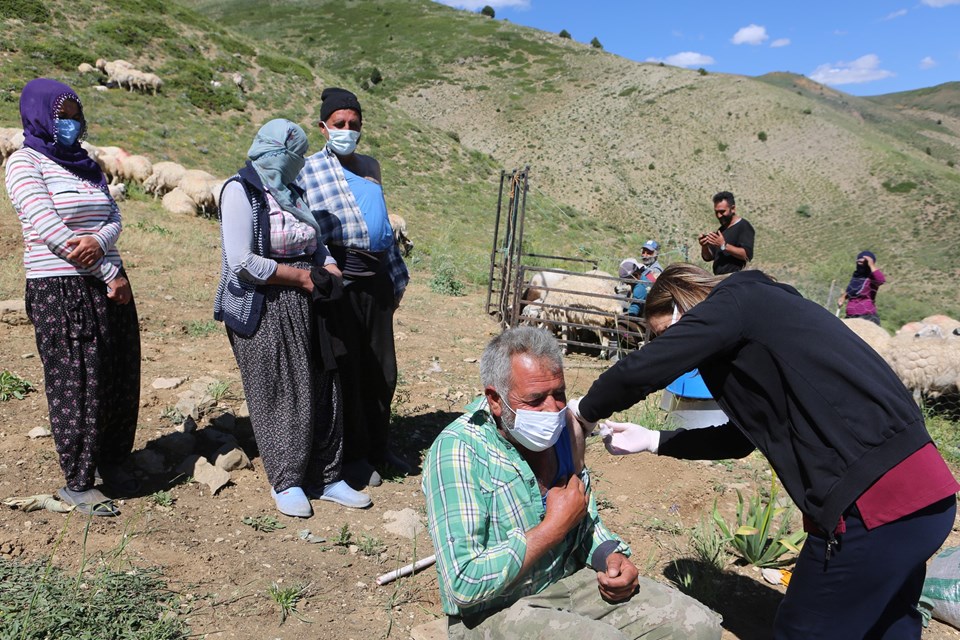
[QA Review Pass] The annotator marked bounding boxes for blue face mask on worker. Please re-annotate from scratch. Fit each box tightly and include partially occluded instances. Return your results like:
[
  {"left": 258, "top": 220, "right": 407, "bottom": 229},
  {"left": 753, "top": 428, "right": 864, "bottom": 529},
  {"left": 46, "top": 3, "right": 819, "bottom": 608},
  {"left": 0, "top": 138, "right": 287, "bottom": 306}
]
[
  {"left": 323, "top": 123, "right": 360, "bottom": 156},
  {"left": 500, "top": 400, "right": 567, "bottom": 452},
  {"left": 56, "top": 118, "right": 83, "bottom": 146}
]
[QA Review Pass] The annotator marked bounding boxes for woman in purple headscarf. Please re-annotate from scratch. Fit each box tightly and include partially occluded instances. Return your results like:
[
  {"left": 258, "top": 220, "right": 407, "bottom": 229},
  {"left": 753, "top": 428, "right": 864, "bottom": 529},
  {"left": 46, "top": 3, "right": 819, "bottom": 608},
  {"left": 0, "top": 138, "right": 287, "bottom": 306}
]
[
  {"left": 837, "top": 250, "right": 886, "bottom": 326},
  {"left": 4, "top": 78, "right": 140, "bottom": 516}
]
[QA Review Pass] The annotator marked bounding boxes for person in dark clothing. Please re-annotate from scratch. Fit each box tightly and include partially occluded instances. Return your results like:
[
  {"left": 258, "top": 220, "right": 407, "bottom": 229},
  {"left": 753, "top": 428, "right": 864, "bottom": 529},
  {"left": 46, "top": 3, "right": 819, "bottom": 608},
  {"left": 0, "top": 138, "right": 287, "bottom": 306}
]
[
  {"left": 837, "top": 250, "right": 886, "bottom": 325},
  {"left": 568, "top": 263, "right": 958, "bottom": 640},
  {"left": 698, "top": 191, "right": 754, "bottom": 274}
]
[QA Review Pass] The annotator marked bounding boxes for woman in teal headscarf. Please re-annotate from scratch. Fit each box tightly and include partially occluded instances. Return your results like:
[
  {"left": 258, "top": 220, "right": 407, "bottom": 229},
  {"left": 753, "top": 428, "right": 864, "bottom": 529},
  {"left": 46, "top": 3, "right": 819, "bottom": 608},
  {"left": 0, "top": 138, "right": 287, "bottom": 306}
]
[{"left": 214, "top": 119, "right": 371, "bottom": 516}]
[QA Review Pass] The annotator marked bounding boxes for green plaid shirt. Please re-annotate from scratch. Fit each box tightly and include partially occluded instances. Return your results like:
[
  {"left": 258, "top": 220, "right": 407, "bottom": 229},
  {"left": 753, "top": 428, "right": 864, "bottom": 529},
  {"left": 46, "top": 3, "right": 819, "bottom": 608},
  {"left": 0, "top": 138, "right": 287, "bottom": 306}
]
[{"left": 421, "top": 399, "right": 630, "bottom": 618}]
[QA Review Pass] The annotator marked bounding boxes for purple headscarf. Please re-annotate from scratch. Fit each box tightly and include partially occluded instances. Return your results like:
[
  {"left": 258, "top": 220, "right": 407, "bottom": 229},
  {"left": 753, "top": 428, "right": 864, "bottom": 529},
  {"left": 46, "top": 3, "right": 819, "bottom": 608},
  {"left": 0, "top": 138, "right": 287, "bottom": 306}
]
[{"left": 19, "top": 78, "right": 107, "bottom": 189}]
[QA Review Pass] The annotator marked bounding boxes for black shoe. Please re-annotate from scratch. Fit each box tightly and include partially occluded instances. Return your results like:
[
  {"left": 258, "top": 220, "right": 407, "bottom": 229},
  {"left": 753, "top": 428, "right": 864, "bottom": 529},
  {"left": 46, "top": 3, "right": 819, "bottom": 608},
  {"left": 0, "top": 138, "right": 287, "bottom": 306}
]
[
  {"left": 342, "top": 459, "right": 382, "bottom": 489},
  {"left": 373, "top": 450, "right": 412, "bottom": 477}
]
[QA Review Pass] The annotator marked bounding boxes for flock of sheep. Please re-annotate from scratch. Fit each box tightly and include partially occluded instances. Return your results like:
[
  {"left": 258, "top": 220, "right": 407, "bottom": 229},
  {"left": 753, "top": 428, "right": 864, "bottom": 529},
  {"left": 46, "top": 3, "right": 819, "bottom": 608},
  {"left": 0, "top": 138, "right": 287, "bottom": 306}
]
[
  {"left": 77, "top": 59, "right": 163, "bottom": 95},
  {"left": 844, "top": 315, "right": 960, "bottom": 403},
  {"left": 519, "top": 268, "right": 960, "bottom": 405}
]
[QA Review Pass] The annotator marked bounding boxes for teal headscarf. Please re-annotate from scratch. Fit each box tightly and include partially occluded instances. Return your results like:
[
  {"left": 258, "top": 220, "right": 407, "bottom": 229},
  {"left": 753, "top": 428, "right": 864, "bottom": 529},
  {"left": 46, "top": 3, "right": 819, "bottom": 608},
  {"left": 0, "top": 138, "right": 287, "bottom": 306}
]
[{"left": 247, "top": 119, "right": 318, "bottom": 232}]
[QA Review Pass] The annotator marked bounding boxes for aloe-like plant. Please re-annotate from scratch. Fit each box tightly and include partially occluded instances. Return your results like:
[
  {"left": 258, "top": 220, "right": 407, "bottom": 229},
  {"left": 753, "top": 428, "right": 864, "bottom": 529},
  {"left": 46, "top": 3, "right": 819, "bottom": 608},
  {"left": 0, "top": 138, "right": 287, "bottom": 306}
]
[{"left": 712, "top": 473, "right": 806, "bottom": 568}]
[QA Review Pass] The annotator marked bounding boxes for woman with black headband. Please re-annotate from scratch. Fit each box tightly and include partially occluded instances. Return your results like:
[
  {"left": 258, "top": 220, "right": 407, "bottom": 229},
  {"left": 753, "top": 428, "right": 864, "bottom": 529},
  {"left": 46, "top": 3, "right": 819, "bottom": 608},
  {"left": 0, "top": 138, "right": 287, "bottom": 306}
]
[
  {"left": 297, "top": 88, "right": 410, "bottom": 488},
  {"left": 5, "top": 78, "right": 141, "bottom": 516}
]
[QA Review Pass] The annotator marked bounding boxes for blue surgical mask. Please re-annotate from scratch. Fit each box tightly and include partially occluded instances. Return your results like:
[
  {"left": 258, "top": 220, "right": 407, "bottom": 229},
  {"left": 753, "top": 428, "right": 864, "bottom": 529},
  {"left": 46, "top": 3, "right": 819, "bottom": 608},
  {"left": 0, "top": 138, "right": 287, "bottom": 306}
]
[
  {"left": 56, "top": 118, "right": 83, "bottom": 146},
  {"left": 324, "top": 125, "right": 360, "bottom": 156},
  {"left": 502, "top": 401, "right": 567, "bottom": 452}
]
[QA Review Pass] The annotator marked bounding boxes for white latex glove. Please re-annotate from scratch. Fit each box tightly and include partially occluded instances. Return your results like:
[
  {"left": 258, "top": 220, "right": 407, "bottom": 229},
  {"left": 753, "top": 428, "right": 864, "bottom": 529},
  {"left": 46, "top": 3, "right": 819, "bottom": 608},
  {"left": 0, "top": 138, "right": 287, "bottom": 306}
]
[
  {"left": 602, "top": 420, "right": 660, "bottom": 455},
  {"left": 566, "top": 397, "right": 598, "bottom": 435}
]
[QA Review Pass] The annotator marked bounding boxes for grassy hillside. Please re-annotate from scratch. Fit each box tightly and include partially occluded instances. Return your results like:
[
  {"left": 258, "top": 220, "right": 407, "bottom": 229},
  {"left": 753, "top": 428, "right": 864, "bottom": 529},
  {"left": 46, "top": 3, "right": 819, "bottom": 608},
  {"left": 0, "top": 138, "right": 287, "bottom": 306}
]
[
  {"left": 1, "top": 0, "right": 958, "bottom": 327},
  {"left": 867, "top": 81, "right": 960, "bottom": 119},
  {"left": 191, "top": 0, "right": 960, "bottom": 325}
]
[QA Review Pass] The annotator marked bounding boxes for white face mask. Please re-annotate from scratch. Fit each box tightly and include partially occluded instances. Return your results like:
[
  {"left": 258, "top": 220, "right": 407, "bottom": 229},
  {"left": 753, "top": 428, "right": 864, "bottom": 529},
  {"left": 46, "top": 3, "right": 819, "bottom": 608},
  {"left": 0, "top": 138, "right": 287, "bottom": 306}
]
[
  {"left": 501, "top": 401, "right": 567, "bottom": 452},
  {"left": 671, "top": 302, "right": 680, "bottom": 326},
  {"left": 324, "top": 125, "right": 360, "bottom": 156}
]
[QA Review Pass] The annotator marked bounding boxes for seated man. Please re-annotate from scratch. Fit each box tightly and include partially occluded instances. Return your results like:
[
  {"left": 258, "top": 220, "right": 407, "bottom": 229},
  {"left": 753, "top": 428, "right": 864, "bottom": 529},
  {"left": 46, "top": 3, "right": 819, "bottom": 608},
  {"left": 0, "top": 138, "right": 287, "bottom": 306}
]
[{"left": 422, "top": 326, "right": 721, "bottom": 639}]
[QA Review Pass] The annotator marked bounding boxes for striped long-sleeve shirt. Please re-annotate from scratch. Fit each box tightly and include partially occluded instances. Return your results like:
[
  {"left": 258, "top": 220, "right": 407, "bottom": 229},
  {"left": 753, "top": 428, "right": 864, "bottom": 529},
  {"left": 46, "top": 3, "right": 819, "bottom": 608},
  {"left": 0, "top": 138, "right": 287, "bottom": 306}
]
[
  {"left": 5, "top": 147, "right": 123, "bottom": 282},
  {"left": 421, "top": 398, "right": 629, "bottom": 618}
]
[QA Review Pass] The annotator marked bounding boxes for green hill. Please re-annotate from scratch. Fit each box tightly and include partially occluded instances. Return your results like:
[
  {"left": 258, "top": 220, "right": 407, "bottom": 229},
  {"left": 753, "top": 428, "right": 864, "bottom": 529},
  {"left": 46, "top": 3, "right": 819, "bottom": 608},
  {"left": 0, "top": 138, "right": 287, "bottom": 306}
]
[
  {"left": 867, "top": 81, "right": 960, "bottom": 119},
  {"left": 2, "top": 0, "right": 959, "bottom": 327}
]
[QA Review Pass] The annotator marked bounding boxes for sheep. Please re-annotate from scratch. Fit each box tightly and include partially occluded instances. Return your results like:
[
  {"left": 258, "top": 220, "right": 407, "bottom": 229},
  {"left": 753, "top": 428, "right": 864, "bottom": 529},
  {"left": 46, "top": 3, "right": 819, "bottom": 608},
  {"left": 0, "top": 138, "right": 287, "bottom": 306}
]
[
  {"left": 842, "top": 318, "right": 892, "bottom": 357},
  {"left": 108, "top": 183, "right": 126, "bottom": 201},
  {"left": 537, "top": 270, "right": 622, "bottom": 358},
  {"left": 232, "top": 73, "right": 245, "bottom": 92},
  {"left": 162, "top": 187, "right": 198, "bottom": 215},
  {"left": 143, "top": 161, "right": 187, "bottom": 198},
  {"left": 93, "top": 146, "right": 125, "bottom": 184},
  {"left": 884, "top": 333, "right": 960, "bottom": 404},
  {"left": 922, "top": 315, "right": 960, "bottom": 336},
  {"left": 118, "top": 153, "right": 152, "bottom": 185},
  {"left": 0, "top": 127, "right": 24, "bottom": 165},
  {"left": 179, "top": 170, "right": 220, "bottom": 215},
  {"left": 387, "top": 213, "right": 413, "bottom": 256},
  {"left": 77, "top": 62, "right": 96, "bottom": 74}
]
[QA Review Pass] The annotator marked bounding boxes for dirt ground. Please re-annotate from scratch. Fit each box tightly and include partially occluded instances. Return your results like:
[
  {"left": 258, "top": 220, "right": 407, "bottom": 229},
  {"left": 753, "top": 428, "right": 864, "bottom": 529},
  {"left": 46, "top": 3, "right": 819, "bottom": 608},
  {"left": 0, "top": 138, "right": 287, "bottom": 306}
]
[{"left": 2, "top": 206, "right": 960, "bottom": 639}]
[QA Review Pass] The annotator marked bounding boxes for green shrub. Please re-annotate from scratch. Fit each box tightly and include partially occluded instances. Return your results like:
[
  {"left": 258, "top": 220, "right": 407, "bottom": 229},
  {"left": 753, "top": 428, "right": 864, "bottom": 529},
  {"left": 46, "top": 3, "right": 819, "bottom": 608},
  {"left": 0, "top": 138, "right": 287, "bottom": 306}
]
[
  {"left": 559, "top": 29, "right": 572, "bottom": 39},
  {"left": 429, "top": 259, "right": 465, "bottom": 296},
  {"left": 89, "top": 17, "right": 175, "bottom": 47},
  {"left": 881, "top": 179, "right": 918, "bottom": 193},
  {"left": 590, "top": 37, "right": 603, "bottom": 49},
  {"left": 757, "top": 131, "right": 768, "bottom": 142},
  {"left": 0, "top": 0, "right": 48, "bottom": 22},
  {"left": 796, "top": 204, "right": 812, "bottom": 218},
  {"left": 257, "top": 53, "right": 313, "bottom": 82},
  {"left": 480, "top": 5, "right": 495, "bottom": 18},
  {"left": 712, "top": 473, "right": 806, "bottom": 568},
  {"left": 22, "top": 39, "right": 86, "bottom": 71},
  {"left": 697, "top": 67, "right": 708, "bottom": 76},
  {"left": 717, "top": 142, "right": 728, "bottom": 152},
  {"left": 948, "top": 160, "right": 955, "bottom": 168}
]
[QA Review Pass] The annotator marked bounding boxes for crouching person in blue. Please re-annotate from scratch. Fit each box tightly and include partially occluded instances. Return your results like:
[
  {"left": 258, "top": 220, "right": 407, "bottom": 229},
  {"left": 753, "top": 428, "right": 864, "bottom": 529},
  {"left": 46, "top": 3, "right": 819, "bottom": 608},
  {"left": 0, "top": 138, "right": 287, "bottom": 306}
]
[{"left": 422, "top": 326, "right": 722, "bottom": 639}]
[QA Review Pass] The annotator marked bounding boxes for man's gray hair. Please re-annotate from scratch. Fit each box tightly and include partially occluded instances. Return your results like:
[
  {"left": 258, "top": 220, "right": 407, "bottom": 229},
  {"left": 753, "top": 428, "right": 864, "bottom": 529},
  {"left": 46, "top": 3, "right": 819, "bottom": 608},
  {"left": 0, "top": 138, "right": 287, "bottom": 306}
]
[{"left": 479, "top": 327, "right": 563, "bottom": 397}]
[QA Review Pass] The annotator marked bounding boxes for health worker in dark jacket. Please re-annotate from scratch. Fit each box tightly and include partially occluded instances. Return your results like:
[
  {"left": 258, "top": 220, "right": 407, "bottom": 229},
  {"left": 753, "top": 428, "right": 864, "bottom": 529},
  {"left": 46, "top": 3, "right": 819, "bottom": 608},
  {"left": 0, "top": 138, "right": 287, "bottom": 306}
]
[{"left": 570, "top": 263, "right": 958, "bottom": 640}]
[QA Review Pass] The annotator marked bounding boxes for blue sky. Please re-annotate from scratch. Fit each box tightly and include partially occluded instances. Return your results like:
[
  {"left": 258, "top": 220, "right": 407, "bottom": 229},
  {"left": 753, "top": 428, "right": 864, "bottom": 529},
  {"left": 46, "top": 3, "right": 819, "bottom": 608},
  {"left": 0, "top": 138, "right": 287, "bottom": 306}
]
[{"left": 433, "top": 0, "right": 959, "bottom": 96}]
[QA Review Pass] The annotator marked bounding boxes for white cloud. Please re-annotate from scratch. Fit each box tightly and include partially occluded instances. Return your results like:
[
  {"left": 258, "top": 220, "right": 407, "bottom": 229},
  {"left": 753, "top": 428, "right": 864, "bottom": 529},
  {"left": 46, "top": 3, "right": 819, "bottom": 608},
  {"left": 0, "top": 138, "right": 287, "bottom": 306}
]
[
  {"left": 770, "top": 38, "right": 791, "bottom": 48},
  {"left": 920, "top": 56, "right": 937, "bottom": 69},
  {"left": 647, "top": 51, "right": 716, "bottom": 68},
  {"left": 809, "top": 54, "right": 895, "bottom": 86},
  {"left": 434, "top": 0, "right": 530, "bottom": 10},
  {"left": 731, "top": 24, "right": 769, "bottom": 45},
  {"left": 921, "top": 0, "right": 960, "bottom": 6},
  {"left": 883, "top": 8, "right": 908, "bottom": 19}
]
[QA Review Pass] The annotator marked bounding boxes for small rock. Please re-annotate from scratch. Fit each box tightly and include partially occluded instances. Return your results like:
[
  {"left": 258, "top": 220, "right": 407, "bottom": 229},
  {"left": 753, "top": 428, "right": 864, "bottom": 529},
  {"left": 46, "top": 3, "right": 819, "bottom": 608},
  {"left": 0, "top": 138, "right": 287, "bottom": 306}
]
[
  {"left": 462, "top": 357, "right": 477, "bottom": 363},
  {"left": 27, "top": 426, "right": 52, "bottom": 439},
  {"left": 176, "top": 416, "right": 198, "bottom": 434},
  {"left": 382, "top": 508, "right": 425, "bottom": 540},
  {"left": 213, "top": 444, "right": 251, "bottom": 472},
  {"left": 176, "top": 455, "right": 231, "bottom": 495},
  {"left": 356, "top": 581, "right": 367, "bottom": 589},
  {"left": 236, "top": 401, "right": 249, "bottom": 417},
  {"left": 152, "top": 377, "right": 184, "bottom": 390},
  {"left": 0, "top": 299, "right": 29, "bottom": 326},
  {"left": 20, "top": 353, "right": 34, "bottom": 359},
  {"left": 428, "top": 361, "right": 442, "bottom": 373}
]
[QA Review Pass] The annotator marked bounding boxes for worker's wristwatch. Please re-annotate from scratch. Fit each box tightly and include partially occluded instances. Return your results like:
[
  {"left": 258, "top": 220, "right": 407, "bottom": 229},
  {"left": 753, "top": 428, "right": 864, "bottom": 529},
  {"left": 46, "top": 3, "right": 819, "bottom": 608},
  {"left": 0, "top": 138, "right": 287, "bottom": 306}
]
[{"left": 719, "top": 243, "right": 727, "bottom": 253}]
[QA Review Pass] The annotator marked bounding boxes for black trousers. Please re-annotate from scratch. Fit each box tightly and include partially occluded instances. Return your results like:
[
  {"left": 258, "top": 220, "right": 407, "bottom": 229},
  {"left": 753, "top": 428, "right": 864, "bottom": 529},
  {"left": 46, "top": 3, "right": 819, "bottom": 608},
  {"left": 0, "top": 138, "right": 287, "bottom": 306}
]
[
  {"left": 774, "top": 495, "right": 956, "bottom": 639},
  {"left": 334, "top": 271, "right": 397, "bottom": 464}
]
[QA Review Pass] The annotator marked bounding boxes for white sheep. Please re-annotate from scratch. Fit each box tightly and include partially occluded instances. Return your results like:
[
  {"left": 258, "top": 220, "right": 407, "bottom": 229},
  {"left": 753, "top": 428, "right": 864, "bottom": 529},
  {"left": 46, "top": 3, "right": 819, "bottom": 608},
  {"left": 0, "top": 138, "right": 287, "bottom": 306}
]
[
  {"left": 842, "top": 318, "right": 891, "bottom": 357},
  {"left": 108, "top": 182, "right": 126, "bottom": 201},
  {"left": 0, "top": 127, "right": 24, "bottom": 166},
  {"left": 387, "top": 212, "right": 413, "bottom": 256},
  {"left": 118, "top": 153, "right": 152, "bottom": 185},
  {"left": 232, "top": 73, "right": 245, "bottom": 92},
  {"left": 884, "top": 332, "right": 960, "bottom": 403},
  {"left": 143, "top": 161, "right": 186, "bottom": 198},
  {"left": 77, "top": 62, "right": 96, "bottom": 74},
  {"left": 538, "top": 270, "right": 622, "bottom": 358},
  {"left": 162, "top": 187, "right": 198, "bottom": 215},
  {"left": 93, "top": 146, "right": 125, "bottom": 184},
  {"left": 179, "top": 170, "right": 220, "bottom": 215}
]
